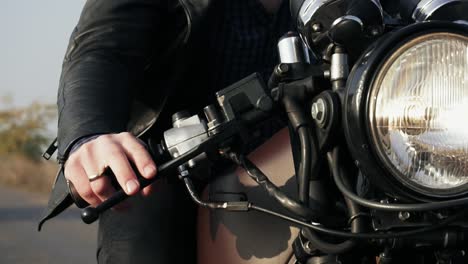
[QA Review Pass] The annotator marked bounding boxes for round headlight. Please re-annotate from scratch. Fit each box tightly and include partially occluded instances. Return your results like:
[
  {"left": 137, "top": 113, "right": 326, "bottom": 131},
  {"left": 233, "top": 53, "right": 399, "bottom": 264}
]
[
  {"left": 344, "top": 22, "right": 468, "bottom": 200},
  {"left": 368, "top": 32, "right": 468, "bottom": 196}
]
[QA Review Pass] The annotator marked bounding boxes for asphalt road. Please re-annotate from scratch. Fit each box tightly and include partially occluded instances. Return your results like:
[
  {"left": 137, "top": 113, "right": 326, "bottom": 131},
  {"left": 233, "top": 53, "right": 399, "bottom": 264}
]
[{"left": 0, "top": 185, "right": 98, "bottom": 264}]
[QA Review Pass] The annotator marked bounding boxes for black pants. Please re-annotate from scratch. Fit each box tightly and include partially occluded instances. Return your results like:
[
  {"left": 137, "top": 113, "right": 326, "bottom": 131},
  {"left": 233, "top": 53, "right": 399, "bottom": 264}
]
[{"left": 97, "top": 179, "right": 197, "bottom": 264}]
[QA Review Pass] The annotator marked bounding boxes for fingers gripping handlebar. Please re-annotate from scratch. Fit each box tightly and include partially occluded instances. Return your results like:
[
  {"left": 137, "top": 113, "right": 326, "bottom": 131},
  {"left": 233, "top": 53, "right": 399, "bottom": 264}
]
[{"left": 74, "top": 123, "right": 241, "bottom": 224}]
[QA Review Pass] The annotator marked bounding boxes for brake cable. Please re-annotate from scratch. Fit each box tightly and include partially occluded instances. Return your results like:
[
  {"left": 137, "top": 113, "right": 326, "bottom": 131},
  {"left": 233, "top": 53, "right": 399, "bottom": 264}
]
[
  {"left": 328, "top": 147, "right": 468, "bottom": 212},
  {"left": 181, "top": 172, "right": 467, "bottom": 240}
]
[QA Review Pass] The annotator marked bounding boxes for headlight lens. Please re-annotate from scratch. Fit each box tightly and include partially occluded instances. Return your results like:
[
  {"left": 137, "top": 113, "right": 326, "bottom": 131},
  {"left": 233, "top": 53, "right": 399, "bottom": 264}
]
[{"left": 368, "top": 32, "right": 468, "bottom": 196}]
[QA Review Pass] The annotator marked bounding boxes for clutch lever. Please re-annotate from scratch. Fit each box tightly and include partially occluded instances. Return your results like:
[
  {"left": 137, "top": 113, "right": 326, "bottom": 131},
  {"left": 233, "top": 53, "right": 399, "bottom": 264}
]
[{"left": 80, "top": 123, "right": 240, "bottom": 224}]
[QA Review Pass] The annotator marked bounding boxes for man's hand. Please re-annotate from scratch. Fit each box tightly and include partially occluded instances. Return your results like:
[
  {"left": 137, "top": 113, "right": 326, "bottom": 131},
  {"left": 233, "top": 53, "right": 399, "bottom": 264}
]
[{"left": 64, "top": 132, "right": 157, "bottom": 207}]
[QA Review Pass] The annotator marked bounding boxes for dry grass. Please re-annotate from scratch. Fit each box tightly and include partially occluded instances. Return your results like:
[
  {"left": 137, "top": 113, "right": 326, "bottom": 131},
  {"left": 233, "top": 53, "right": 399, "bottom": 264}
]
[{"left": 0, "top": 154, "right": 58, "bottom": 194}]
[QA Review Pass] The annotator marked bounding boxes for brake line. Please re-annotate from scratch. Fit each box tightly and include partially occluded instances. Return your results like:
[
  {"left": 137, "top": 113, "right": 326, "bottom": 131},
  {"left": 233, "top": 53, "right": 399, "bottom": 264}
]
[
  {"left": 182, "top": 175, "right": 467, "bottom": 239},
  {"left": 328, "top": 147, "right": 468, "bottom": 212}
]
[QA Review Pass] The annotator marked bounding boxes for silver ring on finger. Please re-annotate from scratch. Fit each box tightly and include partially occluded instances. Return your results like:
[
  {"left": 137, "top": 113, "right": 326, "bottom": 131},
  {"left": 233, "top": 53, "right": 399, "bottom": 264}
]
[{"left": 88, "top": 166, "right": 108, "bottom": 182}]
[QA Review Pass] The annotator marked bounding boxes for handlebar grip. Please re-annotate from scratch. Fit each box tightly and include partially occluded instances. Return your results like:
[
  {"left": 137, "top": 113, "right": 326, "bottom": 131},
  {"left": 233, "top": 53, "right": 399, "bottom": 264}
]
[
  {"left": 68, "top": 170, "right": 157, "bottom": 224},
  {"left": 67, "top": 141, "right": 169, "bottom": 208},
  {"left": 67, "top": 164, "right": 149, "bottom": 209},
  {"left": 80, "top": 177, "right": 156, "bottom": 224},
  {"left": 69, "top": 134, "right": 215, "bottom": 224},
  {"left": 68, "top": 180, "right": 89, "bottom": 209},
  {"left": 67, "top": 167, "right": 136, "bottom": 209}
]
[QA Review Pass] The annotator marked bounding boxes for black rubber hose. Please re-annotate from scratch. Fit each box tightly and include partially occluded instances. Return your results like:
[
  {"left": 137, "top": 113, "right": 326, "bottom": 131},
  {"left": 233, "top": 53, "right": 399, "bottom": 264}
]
[
  {"left": 302, "top": 150, "right": 363, "bottom": 254},
  {"left": 328, "top": 148, "right": 468, "bottom": 211},
  {"left": 342, "top": 178, "right": 366, "bottom": 234},
  {"left": 282, "top": 96, "right": 308, "bottom": 130},
  {"left": 303, "top": 228, "right": 355, "bottom": 254},
  {"left": 297, "top": 126, "right": 312, "bottom": 205},
  {"left": 282, "top": 96, "right": 312, "bottom": 207},
  {"left": 301, "top": 200, "right": 360, "bottom": 255},
  {"left": 285, "top": 97, "right": 359, "bottom": 253},
  {"left": 230, "top": 153, "right": 325, "bottom": 222},
  {"left": 302, "top": 187, "right": 362, "bottom": 254},
  {"left": 332, "top": 147, "right": 366, "bottom": 233}
]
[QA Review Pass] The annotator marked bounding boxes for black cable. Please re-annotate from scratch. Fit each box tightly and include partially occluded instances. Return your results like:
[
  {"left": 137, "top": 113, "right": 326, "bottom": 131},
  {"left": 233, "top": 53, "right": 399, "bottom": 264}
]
[
  {"left": 283, "top": 96, "right": 310, "bottom": 206},
  {"left": 180, "top": 163, "right": 467, "bottom": 240},
  {"left": 250, "top": 204, "right": 467, "bottom": 239},
  {"left": 297, "top": 126, "right": 312, "bottom": 205},
  {"left": 302, "top": 228, "right": 356, "bottom": 254},
  {"left": 289, "top": 110, "right": 360, "bottom": 253},
  {"left": 282, "top": 94, "right": 357, "bottom": 253},
  {"left": 327, "top": 147, "right": 468, "bottom": 212},
  {"left": 302, "top": 153, "right": 362, "bottom": 254},
  {"left": 183, "top": 177, "right": 228, "bottom": 210},
  {"left": 339, "top": 159, "right": 367, "bottom": 233},
  {"left": 183, "top": 173, "right": 467, "bottom": 239},
  {"left": 230, "top": 153, "right": 323, "bottom": 221}
]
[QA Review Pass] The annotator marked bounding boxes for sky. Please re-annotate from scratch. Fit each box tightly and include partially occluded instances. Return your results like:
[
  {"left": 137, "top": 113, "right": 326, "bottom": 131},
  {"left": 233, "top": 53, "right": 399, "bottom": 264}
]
[{"left": 0, "top": 0, "right": 86, "bottom": 108}]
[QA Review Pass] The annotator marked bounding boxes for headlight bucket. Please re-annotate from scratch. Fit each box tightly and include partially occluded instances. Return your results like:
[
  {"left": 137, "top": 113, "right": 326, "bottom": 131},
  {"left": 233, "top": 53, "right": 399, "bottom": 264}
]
[{"left": 344, "top": 21, "right": 468, "bottom": 201}]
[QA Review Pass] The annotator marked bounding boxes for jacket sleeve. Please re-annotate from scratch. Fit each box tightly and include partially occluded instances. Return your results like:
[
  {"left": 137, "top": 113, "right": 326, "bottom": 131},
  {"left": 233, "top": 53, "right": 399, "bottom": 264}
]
[{"left": 57, "top": 0, "right": 168, "bottom": 161}]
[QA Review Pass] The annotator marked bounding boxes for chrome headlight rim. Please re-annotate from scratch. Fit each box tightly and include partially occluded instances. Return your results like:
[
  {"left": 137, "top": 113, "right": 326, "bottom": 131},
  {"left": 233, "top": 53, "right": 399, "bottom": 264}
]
[{"left": 344, "top": 21, "right": 468, "bottom": 201}]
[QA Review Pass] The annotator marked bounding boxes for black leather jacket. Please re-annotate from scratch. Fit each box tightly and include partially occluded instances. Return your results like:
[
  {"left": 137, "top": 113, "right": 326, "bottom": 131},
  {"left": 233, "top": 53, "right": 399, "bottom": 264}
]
[
  {"left": 57, "top": 0, "right": 217, "bottom": 161},
  {"left": 40, "top": 0, "right": 225, "bottom": 230}
]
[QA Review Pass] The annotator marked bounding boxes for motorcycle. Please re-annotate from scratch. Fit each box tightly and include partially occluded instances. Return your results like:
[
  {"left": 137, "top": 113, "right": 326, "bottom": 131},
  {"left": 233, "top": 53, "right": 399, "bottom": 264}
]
[{"left": 39, "top": 0, "right": 468, "bottom": 263}]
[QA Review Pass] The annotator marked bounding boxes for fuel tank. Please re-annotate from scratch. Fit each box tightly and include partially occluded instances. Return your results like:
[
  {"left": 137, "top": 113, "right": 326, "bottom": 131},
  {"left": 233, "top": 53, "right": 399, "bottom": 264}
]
[{"left": 197, "top": 128, "right": 300, "bottom": 264}]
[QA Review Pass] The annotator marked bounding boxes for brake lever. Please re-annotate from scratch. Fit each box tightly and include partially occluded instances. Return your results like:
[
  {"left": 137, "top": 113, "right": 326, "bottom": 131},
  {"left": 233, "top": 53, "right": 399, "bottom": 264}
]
[{"left": 79, "top": 122, "right": 240, "bottom": 224}]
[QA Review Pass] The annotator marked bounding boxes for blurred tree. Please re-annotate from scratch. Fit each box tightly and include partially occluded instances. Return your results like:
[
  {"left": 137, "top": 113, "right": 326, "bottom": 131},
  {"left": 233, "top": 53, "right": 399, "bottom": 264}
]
[{"left": 0, "top": 97, "right": 56, "bottom": 160}]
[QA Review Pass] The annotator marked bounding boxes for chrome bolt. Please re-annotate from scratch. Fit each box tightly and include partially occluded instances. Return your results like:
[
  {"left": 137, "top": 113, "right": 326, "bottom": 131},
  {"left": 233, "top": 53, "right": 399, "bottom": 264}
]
[
  {"left": 398, "top": 211, "right": 411, "bottom": 221},
  {"left": 369, "top": 26, "right": 381, "bottom": 36},
  {"left": 276, "top": 63, "right": 290, "bottom": 75},
  {"left": 188, "top": 159, "right": 197, "bottom": 168},
  {"left": 380, "top": 199, "right": 390, "bottom": 204},
  {"left": 178, "top": 168, "right": 189, "bottom": 178},
  {"left": 436, "top": 211, "right": 449, "bottom": 220},
  {"left": 312, "top": 23, "right": 322, "bottom": 32},
  {"left": 304, "top": 241, "right": 312, "bottom": 250},
  {"left": 311, "top": 98, "right": 327, "bottom": 127}
]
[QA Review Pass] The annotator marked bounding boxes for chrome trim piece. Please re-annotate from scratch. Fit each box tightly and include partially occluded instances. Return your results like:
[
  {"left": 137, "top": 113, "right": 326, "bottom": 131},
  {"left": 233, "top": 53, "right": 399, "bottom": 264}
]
[
  {"left": 296, "top": 0, "right": 384, "bottom": 54},
  {"left": 298, "top": 0, "right": 334, "bottom": 28},
  {"left": 455, "top": 20, "right": 468, "bottom": 25},
  {"left": 412, "top": 0, "right": 468, "bottom": 21},
  {"left": 164, "top": 115, "right": 208, "bottom": 158},
  {"left": 297, "top": 0, "right": 346, "bottom": 52},
  {"left": 330, "top": 53, "right": 348, "bottom": 83},
  {"left": 277, "top": 35, "right": 310, "bottom": 64},
  {"left": 331, "top": 15, "right": 364, "bottom": 29}
]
